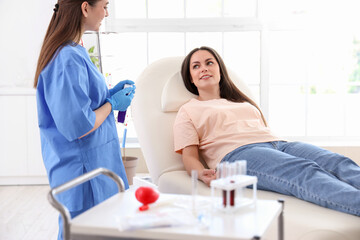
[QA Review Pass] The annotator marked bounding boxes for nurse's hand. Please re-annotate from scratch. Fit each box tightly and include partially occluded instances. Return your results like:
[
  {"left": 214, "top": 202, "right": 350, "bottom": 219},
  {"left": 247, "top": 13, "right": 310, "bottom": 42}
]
[
  {"left": 109, "top": 80, "right": 135, "bottom": 96},
  {"left": 106, "top": 86, "right": 135, "bottom": 111}
]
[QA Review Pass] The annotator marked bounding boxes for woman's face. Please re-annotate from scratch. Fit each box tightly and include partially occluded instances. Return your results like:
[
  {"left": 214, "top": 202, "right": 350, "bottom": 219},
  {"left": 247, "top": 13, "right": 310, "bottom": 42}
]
[
  {"left": 189, "top": 50, "right": 221, "bottom": 91},
  {"left": 83, "top": 0, "right": 109, "bottom": 32}
]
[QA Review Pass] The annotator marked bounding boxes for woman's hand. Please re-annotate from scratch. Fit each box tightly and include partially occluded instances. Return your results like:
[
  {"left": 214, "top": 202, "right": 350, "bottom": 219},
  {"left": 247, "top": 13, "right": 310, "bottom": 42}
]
[
  {"left": 199, "top": 169, "right": 216, "bottom": 187},
  {"left": 182, "top": 145, "right": 217, "bottom": 187}
]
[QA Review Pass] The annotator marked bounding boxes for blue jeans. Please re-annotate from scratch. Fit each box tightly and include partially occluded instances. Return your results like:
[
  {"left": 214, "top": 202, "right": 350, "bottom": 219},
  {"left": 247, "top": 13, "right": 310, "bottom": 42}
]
[{"left": 222, "top": 141, "right": 360, "bottom": 216}]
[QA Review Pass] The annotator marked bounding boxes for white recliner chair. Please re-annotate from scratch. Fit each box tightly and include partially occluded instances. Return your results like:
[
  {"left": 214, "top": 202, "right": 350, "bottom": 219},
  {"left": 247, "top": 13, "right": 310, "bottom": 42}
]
[{"left": 132, "top": 57, "right": 360, "bottom": 240}]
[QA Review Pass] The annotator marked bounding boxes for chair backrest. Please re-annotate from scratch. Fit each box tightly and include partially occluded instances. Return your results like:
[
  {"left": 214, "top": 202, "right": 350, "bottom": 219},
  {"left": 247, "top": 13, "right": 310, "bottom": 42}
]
[{"left": 132, "top": 56, "right": 255, "bottom": 185}]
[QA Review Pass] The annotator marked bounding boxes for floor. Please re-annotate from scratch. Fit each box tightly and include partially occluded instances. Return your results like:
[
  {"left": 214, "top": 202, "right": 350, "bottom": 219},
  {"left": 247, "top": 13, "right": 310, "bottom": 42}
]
[{"left": 0, "top": 185, "right": 58, "bottom": 240}]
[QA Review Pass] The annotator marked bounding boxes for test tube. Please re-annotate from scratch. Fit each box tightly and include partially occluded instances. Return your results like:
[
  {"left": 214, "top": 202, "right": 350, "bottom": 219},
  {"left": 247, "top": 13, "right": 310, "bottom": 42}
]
[
  {"left": 228, "top": 162, "right": 237, "bottom": 180},
  {"left": 228, "top": 163, "right": 236, "bottom": 207},
  {"left": 191, "top": 170, "right": 198, "bottom": 213},
  {"left": 240, "top": 160, "right": 247, "bottom": 175},
  {"left": 216, "top": 162, "right": 223, "bottom": 179},
  {"left": 220, "top": 162, "right": 236, "bottom": 207},
  {"left": 223, "top": 162, "right": 229, "bottom": 179},
  {"left": 235, "top": 160, "right": 247, "bottom": 201}
]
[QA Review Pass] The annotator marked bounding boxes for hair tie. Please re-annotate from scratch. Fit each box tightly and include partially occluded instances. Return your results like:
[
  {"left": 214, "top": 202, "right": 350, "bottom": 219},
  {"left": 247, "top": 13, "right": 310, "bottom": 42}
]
[{"left": 53, "top": 3, "right": 59, "bottom": 12}]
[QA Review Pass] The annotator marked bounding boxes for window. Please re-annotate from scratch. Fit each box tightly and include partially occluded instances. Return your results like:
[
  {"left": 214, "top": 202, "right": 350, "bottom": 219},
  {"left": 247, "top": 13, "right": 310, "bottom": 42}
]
[
  {"left": 84, "top": 0, "right": 360, "bottom": 144},
  {"left": 263, "top": 0, "right": 360, "bottom": 140}
]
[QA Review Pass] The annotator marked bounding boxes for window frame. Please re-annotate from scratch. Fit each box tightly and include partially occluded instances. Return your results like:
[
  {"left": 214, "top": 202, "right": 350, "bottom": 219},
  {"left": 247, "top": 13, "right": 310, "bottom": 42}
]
[{"left": 103, "top": 0, "right": 360, "bottom": 144}]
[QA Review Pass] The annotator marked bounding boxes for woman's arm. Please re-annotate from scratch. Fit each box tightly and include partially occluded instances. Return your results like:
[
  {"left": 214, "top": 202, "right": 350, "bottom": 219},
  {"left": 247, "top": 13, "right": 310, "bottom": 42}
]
[
  {"left": 182, "top": 145, "right": 216, "bottom": 187},
  {"left": 79, "top": 102, "right": 112, "bottom": 139}
]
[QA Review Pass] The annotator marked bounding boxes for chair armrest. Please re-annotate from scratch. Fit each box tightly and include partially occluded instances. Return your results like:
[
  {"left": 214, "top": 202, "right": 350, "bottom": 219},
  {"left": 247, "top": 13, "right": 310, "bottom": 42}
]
[{"left": 158, "top": 170, "right": 211, "bottom": 196}]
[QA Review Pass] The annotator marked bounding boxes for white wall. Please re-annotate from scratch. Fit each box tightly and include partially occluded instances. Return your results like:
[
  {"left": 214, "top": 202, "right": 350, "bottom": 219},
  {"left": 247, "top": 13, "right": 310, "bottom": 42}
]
[
  {"left": 0, "top": 0, "right": 53, "bottom": 87},
  {"left": 0, "top": 1, "right": 57, "bottom": 184}
]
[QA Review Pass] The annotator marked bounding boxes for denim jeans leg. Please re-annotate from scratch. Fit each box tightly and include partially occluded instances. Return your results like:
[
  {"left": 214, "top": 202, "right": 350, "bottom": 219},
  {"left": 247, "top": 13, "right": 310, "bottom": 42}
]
[
  {"left": 278, "top": 141, "right": 360, "bottom": 189},
  {"left": 222, "top": 142, "right": 360, "bottom": 216}
]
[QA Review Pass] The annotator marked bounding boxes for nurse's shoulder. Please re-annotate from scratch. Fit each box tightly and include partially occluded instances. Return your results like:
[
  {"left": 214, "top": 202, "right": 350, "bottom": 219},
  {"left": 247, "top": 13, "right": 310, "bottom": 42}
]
[
  {"left": 56, "top": 43, "right": 87, "bottom": 65},
  {"left": 42, "top": 44, "right": 85, "bottom": 73},
  {"left": 38, "top": 44, "right": 87, "bottom": 86}
]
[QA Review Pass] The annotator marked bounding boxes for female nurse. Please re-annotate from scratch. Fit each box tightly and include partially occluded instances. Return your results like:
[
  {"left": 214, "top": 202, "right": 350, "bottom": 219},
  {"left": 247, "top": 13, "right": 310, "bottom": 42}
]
[{"left": 33, "top": 1, "right": 135, "bottom": 239}]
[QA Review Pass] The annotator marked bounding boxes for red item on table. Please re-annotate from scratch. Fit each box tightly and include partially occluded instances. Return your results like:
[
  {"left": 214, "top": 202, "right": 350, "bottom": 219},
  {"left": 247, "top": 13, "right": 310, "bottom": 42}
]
[{"left": 135, "top": 186, "right": 160, "bottom": 211}]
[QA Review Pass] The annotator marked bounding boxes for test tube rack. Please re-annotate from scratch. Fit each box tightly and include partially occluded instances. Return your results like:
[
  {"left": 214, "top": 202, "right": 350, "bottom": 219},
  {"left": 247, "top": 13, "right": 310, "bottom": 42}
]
[{"left": 210, "top": 174, "right": 258, "bottom": 212}]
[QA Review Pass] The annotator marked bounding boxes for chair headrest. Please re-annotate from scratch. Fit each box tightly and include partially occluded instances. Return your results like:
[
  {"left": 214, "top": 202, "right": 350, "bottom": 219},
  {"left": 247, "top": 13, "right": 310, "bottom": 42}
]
[
  {"left": 160, "top": 69, "right": 255, "bottom": 113},
  {"left": 161, "top": 71, "right": 197, "bottom": 112}
]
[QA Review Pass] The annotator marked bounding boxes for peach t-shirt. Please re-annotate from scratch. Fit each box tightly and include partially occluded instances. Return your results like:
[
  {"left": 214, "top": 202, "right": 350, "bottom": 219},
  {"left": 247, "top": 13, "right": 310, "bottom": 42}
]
[{"left": 173, "top": 98, "right": 282, "bottom": 169}]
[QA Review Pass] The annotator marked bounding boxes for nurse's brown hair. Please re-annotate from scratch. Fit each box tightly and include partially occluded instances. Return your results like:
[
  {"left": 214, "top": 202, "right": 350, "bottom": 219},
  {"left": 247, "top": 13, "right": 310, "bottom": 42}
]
[
  {"left": 181, "top": 46, "right": 268, "bottom": 126},
  {"left": 33, "top": 0, "right": 101, "bottom": 88}
]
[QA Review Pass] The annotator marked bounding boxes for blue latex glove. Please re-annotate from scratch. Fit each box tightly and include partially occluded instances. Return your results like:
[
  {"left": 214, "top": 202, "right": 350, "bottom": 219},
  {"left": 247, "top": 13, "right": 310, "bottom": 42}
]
[
  {"left": 106, "top": 86, "right": 135, "bottom": 111},
  {"left": 109, "top": 80, "right": 135, "bottom": 97}
]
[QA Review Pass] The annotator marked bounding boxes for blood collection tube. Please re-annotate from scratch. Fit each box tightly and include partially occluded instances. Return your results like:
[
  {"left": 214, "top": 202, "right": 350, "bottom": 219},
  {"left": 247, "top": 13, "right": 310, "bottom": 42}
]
[{"left": 191, "top": 170, "right": 198, "bottom": 213}]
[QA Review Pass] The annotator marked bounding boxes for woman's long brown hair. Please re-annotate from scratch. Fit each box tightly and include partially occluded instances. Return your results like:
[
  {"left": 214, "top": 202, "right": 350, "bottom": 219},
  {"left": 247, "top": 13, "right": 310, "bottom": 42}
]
[
  {"left": 181, "top": 46, "right": 268, "bottom": 126},
  {"left": 33, "top": 0, "right": 99, "bottom": 88}
]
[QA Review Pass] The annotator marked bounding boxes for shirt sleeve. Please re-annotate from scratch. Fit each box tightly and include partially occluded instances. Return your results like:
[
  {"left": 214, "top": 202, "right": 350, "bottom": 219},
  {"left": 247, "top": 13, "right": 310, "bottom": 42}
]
[
  {"left": 173, "top": 107, "right": 199, "bottom": 154},
  {"left": 44, "top": 52, "right": 96, "bottom": 141}
]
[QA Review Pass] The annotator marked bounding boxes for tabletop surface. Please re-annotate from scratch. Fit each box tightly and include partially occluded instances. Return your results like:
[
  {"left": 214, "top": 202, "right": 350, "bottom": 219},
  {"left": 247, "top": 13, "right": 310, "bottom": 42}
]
[{"left": 71, "top": 189, "right": 282, "bottom": 240}]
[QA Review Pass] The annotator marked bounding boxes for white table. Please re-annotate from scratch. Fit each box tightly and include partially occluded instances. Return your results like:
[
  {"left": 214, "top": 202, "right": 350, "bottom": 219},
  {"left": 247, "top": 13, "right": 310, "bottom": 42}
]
[{"left": 70, "top": 190, "right": 284, "bottom": 240}]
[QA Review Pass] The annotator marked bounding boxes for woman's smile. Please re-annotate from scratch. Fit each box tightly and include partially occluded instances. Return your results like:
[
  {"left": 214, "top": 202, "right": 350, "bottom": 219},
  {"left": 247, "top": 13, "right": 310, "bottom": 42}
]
[{"left": 200, "top": 74, "right": 212, "bottom": 80}]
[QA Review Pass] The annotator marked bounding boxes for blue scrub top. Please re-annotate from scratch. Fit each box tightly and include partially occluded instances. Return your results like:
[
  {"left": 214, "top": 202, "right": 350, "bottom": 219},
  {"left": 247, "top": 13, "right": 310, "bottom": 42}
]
[{"left": 36, "top": 43, "right": 129, "bottom": 212}]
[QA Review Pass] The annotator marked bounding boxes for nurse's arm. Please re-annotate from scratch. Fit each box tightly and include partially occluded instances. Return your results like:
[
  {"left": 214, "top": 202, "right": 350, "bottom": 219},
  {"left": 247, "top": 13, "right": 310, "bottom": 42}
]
[
  {"left": 182, "top": 145, "right": 216, "bottom": 187},
  {"left": 79, "top": 102, "right": 112, "bottom": 139}
]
